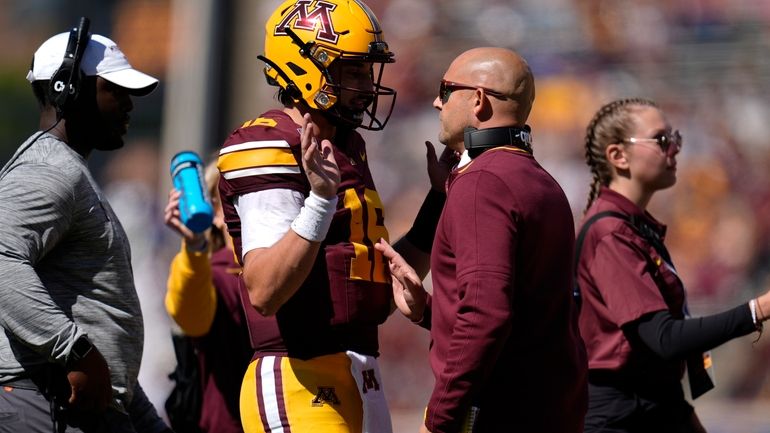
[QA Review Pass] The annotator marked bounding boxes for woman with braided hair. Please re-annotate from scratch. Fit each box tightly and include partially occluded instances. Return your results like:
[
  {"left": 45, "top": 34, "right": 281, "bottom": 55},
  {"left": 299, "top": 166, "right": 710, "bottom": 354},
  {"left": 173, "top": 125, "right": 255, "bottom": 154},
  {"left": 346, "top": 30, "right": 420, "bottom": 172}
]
[{"left": 575, "top": 98, "right": 770, "bottom": 432}]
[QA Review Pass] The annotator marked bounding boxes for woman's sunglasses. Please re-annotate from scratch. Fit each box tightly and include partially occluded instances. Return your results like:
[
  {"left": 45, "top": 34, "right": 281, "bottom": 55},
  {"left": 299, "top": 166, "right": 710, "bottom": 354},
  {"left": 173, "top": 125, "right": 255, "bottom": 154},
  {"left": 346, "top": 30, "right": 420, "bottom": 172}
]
[{"left": 624, "top": 130, "right": 682, "bottom": 158}]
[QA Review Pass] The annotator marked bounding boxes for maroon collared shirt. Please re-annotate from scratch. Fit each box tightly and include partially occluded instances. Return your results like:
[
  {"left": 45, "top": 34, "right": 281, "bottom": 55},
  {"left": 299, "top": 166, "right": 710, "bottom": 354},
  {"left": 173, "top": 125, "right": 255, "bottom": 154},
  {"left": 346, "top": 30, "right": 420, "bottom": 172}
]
[
  {"left": 576, "top": 187, "right": 686, "bottom": 374},
  {"left": 426, "top": 147, "right": 587, "bottom": 433}
]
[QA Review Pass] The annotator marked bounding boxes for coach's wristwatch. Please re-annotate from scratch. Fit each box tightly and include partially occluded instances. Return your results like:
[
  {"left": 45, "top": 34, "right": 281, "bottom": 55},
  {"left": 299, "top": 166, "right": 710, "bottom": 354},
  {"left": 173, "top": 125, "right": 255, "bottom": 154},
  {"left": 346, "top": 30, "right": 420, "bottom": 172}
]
[{"left": 66, "top": 335, "right": 95, "bottom": 368}]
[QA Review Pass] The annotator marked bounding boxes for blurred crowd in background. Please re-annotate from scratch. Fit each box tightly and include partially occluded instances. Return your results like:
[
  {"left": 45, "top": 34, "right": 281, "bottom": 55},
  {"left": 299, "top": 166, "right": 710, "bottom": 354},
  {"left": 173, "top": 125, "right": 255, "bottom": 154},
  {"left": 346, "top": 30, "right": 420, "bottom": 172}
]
[{"left": 2, "top": 0, "right": 770, "bottom": 431}]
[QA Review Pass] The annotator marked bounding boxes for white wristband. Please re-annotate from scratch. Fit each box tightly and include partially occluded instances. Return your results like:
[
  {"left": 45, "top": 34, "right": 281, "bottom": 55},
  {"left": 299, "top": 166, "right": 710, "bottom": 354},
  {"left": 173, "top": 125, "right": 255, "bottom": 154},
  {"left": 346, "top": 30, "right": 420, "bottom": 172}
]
[{"left": 290, "top": 191, "right": 338, "bottom": 242}]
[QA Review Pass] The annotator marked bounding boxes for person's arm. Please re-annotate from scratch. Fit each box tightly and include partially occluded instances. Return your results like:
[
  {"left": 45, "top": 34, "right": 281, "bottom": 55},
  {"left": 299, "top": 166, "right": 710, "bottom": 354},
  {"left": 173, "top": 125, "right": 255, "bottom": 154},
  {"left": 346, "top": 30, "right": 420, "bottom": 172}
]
[
  {"left": 392, "top": 142, "right": 456, "bottom": 279},
  {"left": 0, "top": 163, "right": 79, "bottom": 357},
  {"left": 389, "top": 189, "right": 441, "bottom": 320},
  {"left": 0, "top": 161, "right": 111, "bottom": 409},
  {"left": 393, "top": 188, "right": 445, "bottom": 279},
  {"left": 240, "top": 114, "right": 340, "bottom": 316},
  {"left": 242, "top": 210, "right": 330, "bottom": 316},
  {"left": 379, "top": 142, "right": 455, "bottom": 321},
  {"left": 631, "top": 302, "right": 764, "bottom": 360},
  {"left": 393, "top": 141, "right": 458, "bottom": 279},
  {"left": 424, "top": 172, "right": 515, "bottom": 433},
  {"left": 588, "top": 226, "right": 770, "bottom": 359},
  {"left": 165, "top": 243, "right": 217, "bottom": 336},
  {"left": 164, "top": 189, "right": 217, "bottom": 336}
]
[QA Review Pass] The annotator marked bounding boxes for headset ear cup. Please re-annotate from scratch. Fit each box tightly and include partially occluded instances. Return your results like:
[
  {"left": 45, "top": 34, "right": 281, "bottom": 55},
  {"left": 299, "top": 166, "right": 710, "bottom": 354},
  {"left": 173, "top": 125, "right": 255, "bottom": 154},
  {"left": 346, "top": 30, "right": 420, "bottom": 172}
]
[
  {"left": 49, "top": 63, "right": 73, "bottom": 114},
  {"left": 48, "top": 17, "right": 90, "bottom": 117},
  {"left": 66, "top": 68, "right": 84, "bottom": 111}
]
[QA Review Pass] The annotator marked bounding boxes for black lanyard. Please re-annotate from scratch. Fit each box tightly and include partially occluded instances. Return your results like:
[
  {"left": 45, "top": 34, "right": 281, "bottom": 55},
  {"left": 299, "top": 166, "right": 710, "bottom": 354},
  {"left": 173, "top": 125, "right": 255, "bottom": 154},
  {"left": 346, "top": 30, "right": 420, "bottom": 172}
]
[{"left": 573, "top": 210, "right": 672, "bottom": 308}]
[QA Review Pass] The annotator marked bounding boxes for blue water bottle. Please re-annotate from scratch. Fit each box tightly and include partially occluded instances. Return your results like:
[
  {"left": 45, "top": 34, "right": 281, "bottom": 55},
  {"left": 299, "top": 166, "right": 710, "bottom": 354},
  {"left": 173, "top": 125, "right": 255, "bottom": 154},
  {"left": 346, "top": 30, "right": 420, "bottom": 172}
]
[{"left": 170, "top": 151, "right": 214, "bottom": 233}]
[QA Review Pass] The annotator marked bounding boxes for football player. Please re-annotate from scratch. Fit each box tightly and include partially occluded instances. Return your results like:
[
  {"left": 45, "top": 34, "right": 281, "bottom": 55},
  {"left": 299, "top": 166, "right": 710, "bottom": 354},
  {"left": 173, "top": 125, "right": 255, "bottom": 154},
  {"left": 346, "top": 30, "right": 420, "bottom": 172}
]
[{"left": 216, "top": 1, "right": 449, "bottom": 432}]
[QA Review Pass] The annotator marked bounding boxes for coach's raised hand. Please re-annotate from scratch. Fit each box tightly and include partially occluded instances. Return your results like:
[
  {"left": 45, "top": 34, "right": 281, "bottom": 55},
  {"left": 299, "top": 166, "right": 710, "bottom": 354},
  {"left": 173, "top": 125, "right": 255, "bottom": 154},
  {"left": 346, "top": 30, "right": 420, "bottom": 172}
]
[
  {"left": 375, "top": 238, "right": 427, "bottom": 322},
  {"left": 425, "top": 141, "right": 457, "bottom": 193}
]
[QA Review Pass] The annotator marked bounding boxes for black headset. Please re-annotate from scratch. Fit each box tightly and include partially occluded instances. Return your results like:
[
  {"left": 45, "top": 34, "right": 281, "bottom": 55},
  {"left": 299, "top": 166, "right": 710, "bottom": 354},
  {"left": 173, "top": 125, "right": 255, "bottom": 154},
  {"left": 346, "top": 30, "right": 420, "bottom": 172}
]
[
  {"left": 49, "top": 16, "right": 91, "bottom": 117},
  {"left": 463, "top": 125, "right": 533, "bottom": 159},
  {"left": 1, "top": 17, "right": 92, "bottom": 176}
]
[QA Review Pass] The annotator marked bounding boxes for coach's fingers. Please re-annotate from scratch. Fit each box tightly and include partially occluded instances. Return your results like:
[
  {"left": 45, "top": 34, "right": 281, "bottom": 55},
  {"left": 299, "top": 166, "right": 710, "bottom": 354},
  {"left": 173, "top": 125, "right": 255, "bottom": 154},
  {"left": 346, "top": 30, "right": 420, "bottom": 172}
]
[
  {"left": 374, "top": 238, "right": 398, "bottom": 260},
  {"left": 425, "top": 141, "right": 438, "bottom": 164}
]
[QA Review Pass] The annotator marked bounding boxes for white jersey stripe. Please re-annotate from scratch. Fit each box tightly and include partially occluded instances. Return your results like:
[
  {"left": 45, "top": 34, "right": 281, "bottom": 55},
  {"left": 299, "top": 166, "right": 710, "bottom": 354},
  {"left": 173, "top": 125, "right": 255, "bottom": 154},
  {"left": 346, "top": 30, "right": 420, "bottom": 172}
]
[
  {"left": 260, "top": 356, "right": 285, "bottom": 433},
  {"left": 220, "top": 140, "right": 290, "bottom": 154},
  {"left": 223, "top": 166, "right": 301, "bottom": 180}
]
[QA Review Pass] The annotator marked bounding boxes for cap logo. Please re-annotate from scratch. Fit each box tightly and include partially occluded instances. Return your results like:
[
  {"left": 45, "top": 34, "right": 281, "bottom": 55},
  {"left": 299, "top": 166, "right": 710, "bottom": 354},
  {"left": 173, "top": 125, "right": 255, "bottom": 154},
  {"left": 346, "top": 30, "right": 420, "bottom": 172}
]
[{"left": 275, "top": 0, "right": 340, "bottom": 44}]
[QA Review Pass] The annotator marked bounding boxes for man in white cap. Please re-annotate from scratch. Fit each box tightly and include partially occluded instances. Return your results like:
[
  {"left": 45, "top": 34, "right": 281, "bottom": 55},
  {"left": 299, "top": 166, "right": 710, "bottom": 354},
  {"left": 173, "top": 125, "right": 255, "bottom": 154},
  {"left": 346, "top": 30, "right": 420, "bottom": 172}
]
[{"left": 0, "top": 19, "right": 171, "bottom": 433}]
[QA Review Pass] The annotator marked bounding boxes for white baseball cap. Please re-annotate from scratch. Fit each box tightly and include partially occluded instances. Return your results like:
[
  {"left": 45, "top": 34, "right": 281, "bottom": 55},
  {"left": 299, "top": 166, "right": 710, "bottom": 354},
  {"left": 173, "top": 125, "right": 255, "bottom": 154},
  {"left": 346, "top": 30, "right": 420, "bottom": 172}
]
[{"left": 26, "top": 32, "right": 159, "bottom": 96}]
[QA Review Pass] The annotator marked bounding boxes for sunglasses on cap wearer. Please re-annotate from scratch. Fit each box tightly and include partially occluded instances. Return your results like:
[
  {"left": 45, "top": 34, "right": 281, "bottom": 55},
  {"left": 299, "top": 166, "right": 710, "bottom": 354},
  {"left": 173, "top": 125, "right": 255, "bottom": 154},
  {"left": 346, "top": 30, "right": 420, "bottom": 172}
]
[
  {"left": 623, "top": 130, "right": 682, "bottom": 158},
  {"left": 438, "top": 79, "right": 507, "bottom": 104}
]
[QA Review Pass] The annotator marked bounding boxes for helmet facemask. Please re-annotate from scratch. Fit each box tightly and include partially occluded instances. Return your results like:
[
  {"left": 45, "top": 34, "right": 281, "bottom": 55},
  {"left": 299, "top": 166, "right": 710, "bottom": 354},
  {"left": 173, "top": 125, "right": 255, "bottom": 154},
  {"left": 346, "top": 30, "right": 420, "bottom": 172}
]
[{"left": 317, "top": 57, "right": 396, "bottom": 131}]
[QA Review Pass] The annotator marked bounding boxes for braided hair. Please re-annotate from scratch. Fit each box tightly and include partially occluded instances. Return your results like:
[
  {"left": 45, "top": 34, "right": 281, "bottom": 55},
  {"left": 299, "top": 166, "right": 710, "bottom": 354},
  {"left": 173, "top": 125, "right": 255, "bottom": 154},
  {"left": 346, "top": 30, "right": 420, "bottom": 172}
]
[{"left": 583, "top": 97, "right": 658, "bottom": 213}]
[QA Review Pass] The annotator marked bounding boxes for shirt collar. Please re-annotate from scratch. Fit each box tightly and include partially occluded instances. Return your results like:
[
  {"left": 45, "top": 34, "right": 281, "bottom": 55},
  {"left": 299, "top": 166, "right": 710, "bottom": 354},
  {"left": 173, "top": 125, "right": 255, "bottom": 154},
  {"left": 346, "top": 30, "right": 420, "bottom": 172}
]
[
  {"left": 597, "top": 186, "right": 667, "bottom": 238},
  {"left": 457, "top": 150, "right": 472, "bottom": 168}
]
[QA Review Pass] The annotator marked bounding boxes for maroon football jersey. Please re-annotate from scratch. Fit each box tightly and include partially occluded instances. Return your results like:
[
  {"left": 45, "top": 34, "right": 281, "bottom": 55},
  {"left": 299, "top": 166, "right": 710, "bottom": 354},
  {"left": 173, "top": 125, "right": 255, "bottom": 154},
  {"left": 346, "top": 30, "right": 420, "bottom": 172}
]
[
  {"left": 217, "top": 110, "right": 391, "bottom": 358},
  {"left": 195, "top": 247, "right": 252, "bottom": 433}
]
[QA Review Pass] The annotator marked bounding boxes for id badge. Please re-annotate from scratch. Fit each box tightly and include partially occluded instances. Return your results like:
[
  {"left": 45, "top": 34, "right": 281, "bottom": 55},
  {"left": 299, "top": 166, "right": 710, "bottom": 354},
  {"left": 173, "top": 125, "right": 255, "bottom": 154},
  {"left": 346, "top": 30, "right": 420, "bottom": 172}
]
[{"left": 688, "top": 351, "right": 715, "bottom": 399}]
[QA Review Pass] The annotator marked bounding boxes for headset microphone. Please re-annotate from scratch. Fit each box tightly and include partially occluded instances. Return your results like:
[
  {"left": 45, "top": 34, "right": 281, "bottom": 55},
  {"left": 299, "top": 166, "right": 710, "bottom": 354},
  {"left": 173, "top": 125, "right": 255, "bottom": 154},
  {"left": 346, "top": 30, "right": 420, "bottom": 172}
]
[
  {"left": 49, "top": 16, "right": 90, "bottom": 117},
  {"left": 463, "top": 125, "right": 533, "bottom": 159}
]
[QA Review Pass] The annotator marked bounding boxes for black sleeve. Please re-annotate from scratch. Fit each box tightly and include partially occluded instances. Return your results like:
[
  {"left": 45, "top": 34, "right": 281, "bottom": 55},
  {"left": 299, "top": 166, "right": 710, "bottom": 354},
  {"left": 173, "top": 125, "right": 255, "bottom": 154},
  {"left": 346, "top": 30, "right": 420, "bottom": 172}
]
[
  {"left": 404, "top": 189, "right": 446, "bottom": 253},
  {"left": 629, "top": 304, "right": 757, "bottom": 360}
]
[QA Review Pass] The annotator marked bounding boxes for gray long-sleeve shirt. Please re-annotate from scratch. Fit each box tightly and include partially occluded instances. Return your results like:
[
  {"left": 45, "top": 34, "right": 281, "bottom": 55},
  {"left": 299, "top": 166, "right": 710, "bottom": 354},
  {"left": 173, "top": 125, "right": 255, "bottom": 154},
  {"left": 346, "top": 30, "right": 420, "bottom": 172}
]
[{"left": 0, "top": 133, "right": 144, "bottom": 412}]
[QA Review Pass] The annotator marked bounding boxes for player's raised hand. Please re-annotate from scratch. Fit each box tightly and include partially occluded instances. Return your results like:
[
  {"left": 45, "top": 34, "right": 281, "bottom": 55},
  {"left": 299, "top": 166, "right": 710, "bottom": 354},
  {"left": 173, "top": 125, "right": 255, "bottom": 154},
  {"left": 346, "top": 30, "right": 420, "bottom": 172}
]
[
  {"left": 425, "top": 141, "right": 458, "bottom": 193},
  {"left": 375, "top": 238, "right": 426, "bottom": 322},
  {"left": 301, "top": 113, "right": 340, "bottom": 199}
]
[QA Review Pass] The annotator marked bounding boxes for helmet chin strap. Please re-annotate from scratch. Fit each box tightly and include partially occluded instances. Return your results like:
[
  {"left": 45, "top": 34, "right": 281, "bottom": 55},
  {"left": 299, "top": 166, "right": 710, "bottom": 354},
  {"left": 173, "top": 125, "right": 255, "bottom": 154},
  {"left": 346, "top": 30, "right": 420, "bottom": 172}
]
[
  {"left": 324, "top": 104, "right": 390, "bottom": 132},
  {"left": 320, "top": 105, "right": 364, "bottom": 130}
]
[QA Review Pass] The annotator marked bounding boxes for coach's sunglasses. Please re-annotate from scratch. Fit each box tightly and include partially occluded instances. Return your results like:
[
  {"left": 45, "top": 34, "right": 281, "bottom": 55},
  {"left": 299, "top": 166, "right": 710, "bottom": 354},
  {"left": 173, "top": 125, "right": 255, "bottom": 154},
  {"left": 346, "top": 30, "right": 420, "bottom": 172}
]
[
  {"left": 624, "top": 130, "right": 682, "bottom": 158},
  {"left": 439, "top": 79, "right": 507, "bottom": 104}
]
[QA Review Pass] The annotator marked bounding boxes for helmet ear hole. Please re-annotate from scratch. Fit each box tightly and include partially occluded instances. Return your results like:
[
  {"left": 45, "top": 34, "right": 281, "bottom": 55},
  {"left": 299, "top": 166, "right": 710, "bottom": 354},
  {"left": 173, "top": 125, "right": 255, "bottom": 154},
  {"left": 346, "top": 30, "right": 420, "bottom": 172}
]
[{"left": 286, "top": 62, "right": 307, "bottom": 76}]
